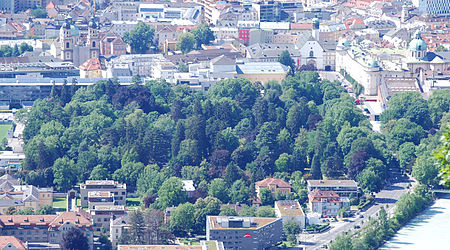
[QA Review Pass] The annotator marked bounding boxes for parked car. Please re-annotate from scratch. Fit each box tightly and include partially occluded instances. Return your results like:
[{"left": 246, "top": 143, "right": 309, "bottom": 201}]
[
  {"left": 354, "top": 225, "right": 361, "bottom": 229},
  {"left": 360, "top": 214, "right": 364, "bottom": 218}
]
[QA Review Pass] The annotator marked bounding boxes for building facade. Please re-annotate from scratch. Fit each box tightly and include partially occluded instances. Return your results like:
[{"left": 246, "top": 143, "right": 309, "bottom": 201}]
[
  {"left": 307, "top": 180, "right": 359, "bottom": 197},
  {"left": 206, "top": 216, "right": 282, "bottom": 250},
  {"left": 79, "top": 180, "right": 126, "bottom": 208}
]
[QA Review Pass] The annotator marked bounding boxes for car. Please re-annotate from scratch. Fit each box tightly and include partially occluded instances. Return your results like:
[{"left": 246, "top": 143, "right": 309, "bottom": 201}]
[
  {"left": 360, "top": 215, "right": 364, "bottom": 218},
  {"left": 354, "top": 225, "right": 361, "bottom": 229}
]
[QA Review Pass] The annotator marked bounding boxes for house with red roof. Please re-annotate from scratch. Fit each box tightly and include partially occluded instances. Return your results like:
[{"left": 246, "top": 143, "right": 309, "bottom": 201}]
[
  {"left": 0, "top": 236, "right": 25, "bottom": 250},
  {"left": 79, "top": 58, "right": 105, "bottom": 78},
  {"left": 0, "top": 212, "right": 93, "bottom": 249},
  {"left": 308, "top": 189, "right": 349, "bottom": 217},
  {"left": 255, "top": 178, "right": 292, "bottom": 200}
]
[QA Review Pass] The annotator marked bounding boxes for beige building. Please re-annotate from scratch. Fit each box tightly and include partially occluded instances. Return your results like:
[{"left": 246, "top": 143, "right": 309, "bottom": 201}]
[
  {"left": 0, "top": 212, "right": 93, "bottom": 249},
  {"left": 80, "top": 180, "right": 126, "bottom": 208},
  {"left": 0, "top": 174, "right": 53, "bottom": 214},
  {"left": 274, "top": 200, "right": 306, "bottom": 229},
  {"left": 90, "top": 205, "right": 126, "bottom": 235},
  {"left": 255, "top": 178, "right": 292, "bottom": 200}
]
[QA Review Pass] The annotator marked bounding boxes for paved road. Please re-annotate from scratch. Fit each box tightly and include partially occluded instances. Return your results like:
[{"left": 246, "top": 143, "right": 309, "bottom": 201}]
[{"left": 298, "top": 171, "right": 416, "bottom": 249}]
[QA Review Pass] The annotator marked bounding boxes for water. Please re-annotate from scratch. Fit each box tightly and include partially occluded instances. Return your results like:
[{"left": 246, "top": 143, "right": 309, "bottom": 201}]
[{"left": 381, "top": 194, "right": 450, "bottom": 249}]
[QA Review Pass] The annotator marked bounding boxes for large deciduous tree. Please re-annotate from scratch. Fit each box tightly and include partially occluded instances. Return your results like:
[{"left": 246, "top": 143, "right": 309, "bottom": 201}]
[{"left": 123, "top": 22, "right": 155, "bottom": 54}]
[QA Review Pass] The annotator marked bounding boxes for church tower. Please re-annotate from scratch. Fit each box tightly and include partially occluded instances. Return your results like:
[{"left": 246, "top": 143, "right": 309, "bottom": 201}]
[
  {"left": 312, "top": 18, "right": 320, "bottom": 40},
  {"left": 408, "top": 30, "right": 427, "bottom": 60},
  {"left": 60, "top": 17, "right": 74, "bottom": 61},
  {"left": 87, "top": 18, "right": 100, "bottom": 59}
]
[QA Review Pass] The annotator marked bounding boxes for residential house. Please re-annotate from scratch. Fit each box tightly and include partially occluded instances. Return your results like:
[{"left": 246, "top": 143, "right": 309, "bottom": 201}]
[
  {"left": 0, "top": 236, "right": 25, "bottom": 250},
  {"left": 181, "top": 180, "right": 195, "bottom": 199},
  {"left": 0, "top": 174, "right": 53, "bottom": 214},
  {"left": 100, "top": 34, "right": 127, "bottom": 57},
  {"left": 274, "top": 200, "right": 306, "bottom": 229},
  {"left": 110, "top": 214, "right": 129, "bottom": 249},
  {"left": 206, "top": 216, "right": 282, "bottom": 249},
  {"left": 255, "top": 178, "right": 292, "bottom": 200},
  {"left": 79, "top": 180, "right": 126, "bottom": 208},
  {"left": 308, "top": 189, "right": 349, "bottom": 217}
]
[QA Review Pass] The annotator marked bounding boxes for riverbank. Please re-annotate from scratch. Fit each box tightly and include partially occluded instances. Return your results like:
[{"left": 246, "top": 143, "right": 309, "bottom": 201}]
[{"left": 381, "top": 193, "right": 450, "bottom": 249}]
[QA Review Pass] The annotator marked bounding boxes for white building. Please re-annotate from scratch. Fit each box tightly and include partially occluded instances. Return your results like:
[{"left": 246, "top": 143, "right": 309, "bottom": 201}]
[
  {"left": 274, "top": 200, "right": 306, "bottom": 229},
  {"left": 308, "top": 189, "right": 348, "bottom": 217}
]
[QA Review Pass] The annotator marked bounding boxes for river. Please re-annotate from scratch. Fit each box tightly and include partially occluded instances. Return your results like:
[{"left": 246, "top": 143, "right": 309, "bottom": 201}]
[{"left": 381, "top": 194, "right": 450, "bottom": 249}]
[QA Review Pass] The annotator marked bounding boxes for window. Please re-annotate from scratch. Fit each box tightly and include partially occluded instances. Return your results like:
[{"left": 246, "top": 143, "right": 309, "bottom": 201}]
[
  {"left": 92, "top": 41, "right": 96, "bottom": 48},
  {"left": 310, "top": 51, "right": 314, "bottom": 57},
  {"left": 66, "top": 42, "right": 70, "bottom": 48}
]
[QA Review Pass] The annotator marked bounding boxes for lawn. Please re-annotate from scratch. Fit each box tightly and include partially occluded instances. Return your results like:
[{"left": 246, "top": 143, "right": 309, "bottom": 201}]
[
  {"left": 0, "top": 123, "right": 12, "bottom": 142},
  {"left": 205, "top": 241, "right": 217, "bottom": 250},
  {"left": 53, "top": 198, "right": 67, "bottom": 211},
  {"left": 126, "top": 197, "right": 141, "bottom": 207}
]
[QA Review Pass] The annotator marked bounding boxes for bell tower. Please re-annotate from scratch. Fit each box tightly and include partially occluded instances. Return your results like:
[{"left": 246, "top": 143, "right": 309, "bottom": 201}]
[
  {"left": 87, "top": 18, "right": 100, "bottom": 59},
  {"left": 60, "top": 17, "right": 73, "bottom": 61}
]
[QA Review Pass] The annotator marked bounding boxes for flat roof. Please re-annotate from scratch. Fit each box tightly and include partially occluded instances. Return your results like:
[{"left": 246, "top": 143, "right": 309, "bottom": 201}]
[
  {"left": 207, "top": 216, "right": 280, "bottom": 230},
  {"left": 275, "top": 200, "right": 304, "bottom": 216},
  {"left": 307, "top": 180, "right": 358, "bottom": 187},
  {"left": 85, "top": 180, "right": 116, "bottom": 186},
  {"left": 92, "top": 205, "right": 125, "bottom": 211}
]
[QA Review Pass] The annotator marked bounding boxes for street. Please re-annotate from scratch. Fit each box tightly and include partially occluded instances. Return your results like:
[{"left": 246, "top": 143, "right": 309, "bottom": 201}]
[{"left": 298, "top": 172, "right": 416, "bottom": 250}]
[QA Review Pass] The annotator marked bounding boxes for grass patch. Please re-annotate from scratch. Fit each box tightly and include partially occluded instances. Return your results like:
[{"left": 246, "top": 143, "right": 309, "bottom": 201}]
[
  {"left": 0, "top": 124, "right": 12, "bottom": 142},
  {"left": 53, "top": 198, "right": 67, "bottom": 210},
  {"left": 205, "top": 241, "right": 217, "bottom": 250},
  {"left": 76, "top": 198, "right": 81, "bottom": 207},
  {"left": 126, "top": 197, "right": 141, "bottom": 207}
]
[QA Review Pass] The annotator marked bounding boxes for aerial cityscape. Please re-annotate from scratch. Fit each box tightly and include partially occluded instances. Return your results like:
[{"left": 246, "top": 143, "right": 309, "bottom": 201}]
[{"left": 0, "top": 0, "right": 448, "bottom": 249}]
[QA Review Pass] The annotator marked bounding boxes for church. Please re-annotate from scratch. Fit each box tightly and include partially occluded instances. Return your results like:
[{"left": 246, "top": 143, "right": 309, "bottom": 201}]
[{"left": 50, "top": 16, "right": 100, "bottom": 67}]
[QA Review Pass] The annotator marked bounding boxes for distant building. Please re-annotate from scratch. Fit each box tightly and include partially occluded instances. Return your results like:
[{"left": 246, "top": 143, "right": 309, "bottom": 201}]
[
  {"left": 0, "top": 152, "right": 25, "bottom": 172},
  {"left": 0, "top": 212, "right": 93, "bottom": 249},
  {"left": 255, "top": 177, "right": 292, "bottom": 199},
  {"left": 0, "top": 174, "right": 53, "bottom": 214},
  {"left": 90, "top": 205, "right": 126, "bottom": 235},
  {"left": 100, "top": 34, "right": 127, "bottom": 57},
  {"left": 181, "top": 180, "right": 196, "bottom": 199},
  {"left": 308, "top": 189, "right": 349, "bottom": 217},
  {"left": 412, "top": 0, "right": 450, "bottom": 16},
  {"left": 79, "top": 180, "right": 126, "bottom": 208},
  {"left": 236, "top": 62, "right": 289, "bottom": 84},
  {"left": 206, "top": 216, "right": 282, "bottom": 249},
  {"left": 79, "top": 58, "right": 105, "bottom": 79},
  {"left": 307, "top": 180, "right": 359, "bottom": 197},
  {"left": 274, "top": 200, "right": 306, "bottom": 229},
  {"left": 110, "top": 214, "right": 129, "bottom": 249},
  {"left": 252, "top": 2, "right": 281, "bottom": 22}
]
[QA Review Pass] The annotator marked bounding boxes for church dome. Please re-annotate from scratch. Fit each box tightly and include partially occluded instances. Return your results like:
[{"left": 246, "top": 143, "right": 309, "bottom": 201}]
[
  {"left": 70, "top": 25, "right": 80, "bottom": 36},
  {"left": 368, "top": 60, "right": 379, "bottom": 68},
  {"left": 337, "top": 38, "right": 350, "bottom": 47},
  {"left": 408, "top": 30, "right": 427, "bottom": 51}
]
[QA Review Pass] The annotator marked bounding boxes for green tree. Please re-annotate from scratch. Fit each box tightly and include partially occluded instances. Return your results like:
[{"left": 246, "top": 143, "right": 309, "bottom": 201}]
[
  {"left": 278, "top": 50, "right": 295, "bottom": 74},
  {"left": 412, "top": 155, "right": 440, "bottom": 187},
  {"left": 229, "top": 180, "right": 250, "bottom": 204},
  {"left": 191, "top": 23, "right": 215, "bottom": 48},
  {"left": 397, "top": 142, "right": 416, "bottom": 172},
  {"left": 169, "top": 202, "right": 195, "bottom": 235},
  {"left": 428, "top": 89, "right": 450, "bottom": 125},
  {"left": 52, "top": 156, "right": 78, "bottom": 191},
  {"left": 310, "top": 153, "right": 322, "bottom": 179},
  {"left": 219, "top": 206, "right": 238, "bottom": 216},
  {"left": 137, "top": 165, "right": 170, "bottom": 197},
  {"left": 128, "top": 210, "right": 146, "bottom": 244},
  {"left": 208, "top": 178, "right": 229, "bottom": 203},
  {"left": 283, "top": 219, "right": 301, "bottom": 244},
  {"left": 157, "top": 177, "right": 187, "bottom": 209},
  {"left": 61, "top": 228, "right": 89, "bottom": 250},
  {"left": 123, "top": 22, "right": 155, "bottom": 53},
  {"left": 435, "top": 45, "right": 448, "bottom": 52},
  {"left": 18, "top": 43, "right": 33, "bottom": 54},
  {"left": 31, "top": 7, "right": 47, "bottom": 18},
  {"left": 98, "top": 235, "right": 112, "bottom": 250},
  {"left": 238, "top": 205, "right": 256, "bottom": 217},
  {"left": 256, "top": 206, "right": 275, "bottom": 217},
  {"left": 176, "top": 33, "right": 196, "bottom": 54},
  {"left": 381, "top": 92, "right": 431, "bottom": 129},
  {"left": 259, "top": 187, "right": 273, "bottom": 206},
  {"left": 329, "top": 233, "right": 353, "bottom": 250},
  {"left": 436, "top": 128, "right": 450, "bottom": 187},
  {"left": 357, "top": 167, "right": 383, "bottom": 193},
  {"left": 193, "top": 196, "right": 221, "bottom": 233},
  {"left": 275, "top": 153, "right": 292, "bottom": 172},
  {"left": 36, "top": 205, "right": 54, "bottom": 214}
]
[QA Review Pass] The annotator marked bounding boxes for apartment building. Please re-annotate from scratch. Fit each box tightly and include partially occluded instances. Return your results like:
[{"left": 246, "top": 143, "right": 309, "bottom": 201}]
[
  {"left": 307, "top": 180, "right": 359, "bottom": 197},
  {"left": 274, "top": 200, "right": 306, "bottom": 229},
  {"left": 255, "top": 178, "right": 292, "bottom": 199},
  {"left": 206, "top": 216, "right": 282, "bottom": 249},
  {"left": 90, "top": 205, "right": 126, "bottom": 235},
  {"left": 308, "top": 189, "right": 350, "bottom": 217},
  {"left": 0, "top": 212, "right": 93, "bottom": 249},
  {"left": 80, "top": 180, "right": 126, "bottom": 207}
]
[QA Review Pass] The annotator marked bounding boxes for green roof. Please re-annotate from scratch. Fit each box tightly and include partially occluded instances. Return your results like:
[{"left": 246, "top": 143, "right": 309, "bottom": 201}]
[
  {"left": 70, "top": 25, "right": 79, "bottom": 36},
  {"left": 409, "top": 38, "right": 427, "bottom": 51}
]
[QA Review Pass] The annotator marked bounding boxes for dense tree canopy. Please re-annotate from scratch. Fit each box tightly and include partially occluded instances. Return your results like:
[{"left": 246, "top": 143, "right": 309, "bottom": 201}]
[{"left": 123, "top": 22, "right": 155, "bottom": 54}]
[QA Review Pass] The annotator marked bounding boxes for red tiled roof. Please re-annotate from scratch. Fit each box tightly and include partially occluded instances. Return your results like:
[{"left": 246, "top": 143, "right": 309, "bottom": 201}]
[
  {"left": 290, "top": 23, "right": 313, "bottom": 30},
  {"left": 0, "top": 212, "right": 92, "bottom": 230},
  {"left": 308, "top": 189, "right": 341, "bottom": 203},
  {"left": 345, "top": 18, "right": 365, "bottom": 29},
  {"left": 0, "top": 236, "right": 25, "bottom": 250},
  {"left": 79, "top": 58, "right": 102, "bottom": 71},
  {"left": 255, "top": 178, "right": 291, "bottom": 189},
  {"left": 46, "top": 1, "right": 55, "bottom": 9}
]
